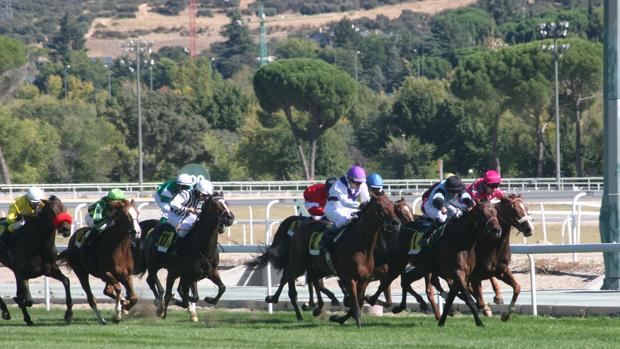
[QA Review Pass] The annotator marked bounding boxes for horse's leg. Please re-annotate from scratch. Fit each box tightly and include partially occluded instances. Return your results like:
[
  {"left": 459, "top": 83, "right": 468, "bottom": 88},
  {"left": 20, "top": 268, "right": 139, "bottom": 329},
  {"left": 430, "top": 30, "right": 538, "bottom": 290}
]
[
  {"left": 330, "top": 279, "right": 357, "bottom": 326},
  {"left": 437, "top": 284, "right": 459, "bottom": 327},
  {"left": 161, "top": 273, "right": 178, "bottom": 320},
  {"left": 302, "top": 274, "right": 315, "bottom": 311},
  {"left": 449, "top": 271, "right": 484, "bottom": 327},
  {"left": 315, "top": 279, "right": 340, "bottom": 306},
  {"left": 204, "top": 269, "right": 226, "bottom": 305},
  {"left": 111, "top": 282, "right": 123, "bottom": 323},
  {"left": 392, "top": 267, "right": 426, "bottom": 314},
  {"left": 14, "top": 276, "right": 33, "bottom": 326},
  {"left": 287, "top": 278, "right": 303, "bottom": 321},
  {"left": 146, "top": 270, "right": 164, "bottom": 316},
  {"left": 497, "top": 269, "right": 521, "bottom": 322},
  {"left": 491, "top": 276, "right": 504, "bottom": 305},
  {"left": 431, "top": 274, "right": 448, "bottom": 299},
  {"left": 424, "top": 274, "right": 441, "bottom": 320},
  {"left": 45, "top": 265, "right": 73, "bottom": 323},
  {"left": 471, "top": 278, "right": 492, "bottom": 317},
  {"left": 365, "top": 270, "right": 398, "bottom": 307},
  {"left": 187, "top": 281, "right": 198, "bottom": 323},
  {"left": 405, "top": 283, "right": 430, "bottom": 311},
  {"left": 310, "top": 278, "right": 325, "bottom": 317},
  {"left": 0, "top": 295, "right": 10, "bottom": 320},
  {"left": 74, "top": 266, "right": 106, "bottom": 325},
  {"left": 118, "top": 275, "right": 138, "bottom": 312},
  {"left": 265, "top": 273, "right": 287, "bottom": 304}
]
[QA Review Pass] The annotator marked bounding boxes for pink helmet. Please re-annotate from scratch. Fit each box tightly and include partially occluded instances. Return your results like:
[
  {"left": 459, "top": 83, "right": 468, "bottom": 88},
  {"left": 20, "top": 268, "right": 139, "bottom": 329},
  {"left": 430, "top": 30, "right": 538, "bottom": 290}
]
[
  {"left": 483, "top": 170, "right": 502, "bottom": 184},
  {"left": 347, "top": 165, "right": 366, "bottom": 183}
]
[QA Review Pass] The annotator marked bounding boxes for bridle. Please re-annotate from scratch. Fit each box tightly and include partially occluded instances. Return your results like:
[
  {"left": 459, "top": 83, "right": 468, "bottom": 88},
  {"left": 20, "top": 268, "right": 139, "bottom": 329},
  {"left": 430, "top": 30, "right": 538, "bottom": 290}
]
[{"left": 498, "top": 197, "right": 533, "bottom": 234}]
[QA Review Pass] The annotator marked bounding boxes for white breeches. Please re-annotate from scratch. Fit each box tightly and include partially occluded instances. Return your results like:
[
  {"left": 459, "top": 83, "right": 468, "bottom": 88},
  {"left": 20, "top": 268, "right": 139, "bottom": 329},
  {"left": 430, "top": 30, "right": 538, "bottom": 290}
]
[
  {"left": 168, "top": 212, "right": 198, "bottom": 237},
  {"left": 325, "top": 203, "right": 357, "bottom": 228}
]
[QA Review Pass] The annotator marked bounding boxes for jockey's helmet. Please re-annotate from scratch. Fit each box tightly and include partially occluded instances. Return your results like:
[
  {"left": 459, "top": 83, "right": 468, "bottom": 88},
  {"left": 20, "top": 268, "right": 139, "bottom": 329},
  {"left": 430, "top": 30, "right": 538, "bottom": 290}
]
[
  {"left": 107, "top": 188, "right": 125, "bottom": 200},
  {"left": 177, "top": 173, "right": 194, "bottom": 186},
  {"left": 445, "top": 176, "right": 465, "bottom": 193},
  {"left": 196, "top": 179, "right": 214, "bottom": 196},
  {"left": 26, "top": 187, "right": 44, "bottom": 203},
  {"left": 367, "top": 173, "right": 383, "bottom": 189},
  {"left": 347, "top": 165, "right": 366, "bottom": 183},
  {"left": 483, "top": 170, "right": 502, "bottom": 184}
]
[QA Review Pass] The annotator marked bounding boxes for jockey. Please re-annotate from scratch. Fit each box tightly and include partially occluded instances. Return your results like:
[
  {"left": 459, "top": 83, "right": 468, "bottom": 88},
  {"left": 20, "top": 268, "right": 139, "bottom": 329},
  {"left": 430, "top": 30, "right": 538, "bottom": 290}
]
[
  {"left": 167, "top": 178, "right": 214, "bottom": 254},
  {"left": 154, "top": 173, "right": 194, "bottom": 223},
  {"left": 367, "top": 173, "right": 384, "bottom": 195},
  {"left": 0, "top": 187, "right": 45, "bottom": 243},
  {"left": 467, "top": 170, "right": 505, "bottom": 203},
  {"left": 420, "top": 175, "right": 475, "bottom": 246},
  {"left": 320, "top": 165, "right": 371, "bottom": 251},
  {"left": 303, "top": 177, "right": 337, "bottom": 220},
  {"left": 82, "top": 188, "right": 126, "bottom": 249}
]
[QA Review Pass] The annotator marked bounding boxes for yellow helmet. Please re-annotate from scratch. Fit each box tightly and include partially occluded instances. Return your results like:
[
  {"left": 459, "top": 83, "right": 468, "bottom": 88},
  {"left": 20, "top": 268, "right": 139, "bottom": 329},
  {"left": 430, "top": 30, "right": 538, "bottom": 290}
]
[{"left": 444, "top": 172, "right": 456, "bottom": 179}]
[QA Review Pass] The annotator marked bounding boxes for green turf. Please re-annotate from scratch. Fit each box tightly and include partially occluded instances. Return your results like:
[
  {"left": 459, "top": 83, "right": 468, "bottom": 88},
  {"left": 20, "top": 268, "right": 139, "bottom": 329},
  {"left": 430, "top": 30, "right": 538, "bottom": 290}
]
[{"left": 0, "top": 308, "right": 618, "bottom": 348}]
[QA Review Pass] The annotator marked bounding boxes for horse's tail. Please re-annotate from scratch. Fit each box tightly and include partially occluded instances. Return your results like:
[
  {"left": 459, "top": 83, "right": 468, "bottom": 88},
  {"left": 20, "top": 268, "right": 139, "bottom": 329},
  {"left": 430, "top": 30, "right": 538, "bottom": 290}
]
[
  {"left": 245, "top": 216, "right": 299, "bottom": 270},
  {"left": 56, "top": 248, "right": 70, "bottom": 268}
]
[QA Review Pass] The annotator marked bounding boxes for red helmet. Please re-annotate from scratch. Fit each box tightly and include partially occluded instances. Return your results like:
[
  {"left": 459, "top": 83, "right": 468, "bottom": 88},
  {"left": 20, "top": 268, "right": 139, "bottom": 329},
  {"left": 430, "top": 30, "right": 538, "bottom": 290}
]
[{"left": 483, "top": 170, "right": 502, "bottom": 184}]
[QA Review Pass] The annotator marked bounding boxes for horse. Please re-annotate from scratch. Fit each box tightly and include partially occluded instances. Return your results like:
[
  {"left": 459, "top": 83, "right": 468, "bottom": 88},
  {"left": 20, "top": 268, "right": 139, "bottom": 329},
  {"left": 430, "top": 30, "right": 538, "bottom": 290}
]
[
  {"left": 397, "top": 201, "right": 502, "bottom": 327},
  {"left": 248, "top": 192, "right": 401, "bottom": 327},
  {"left": 0, "top": 196, "right": 73, "bottom": 326},
  {"left": 469, "top": 194, "right": 534, "bottom": 321},
  {"left": 136, "top": 193, "right": 234, "bottom": 321},
  {"left": 58, "top": 199, "right": 142, "bottom": 324}
]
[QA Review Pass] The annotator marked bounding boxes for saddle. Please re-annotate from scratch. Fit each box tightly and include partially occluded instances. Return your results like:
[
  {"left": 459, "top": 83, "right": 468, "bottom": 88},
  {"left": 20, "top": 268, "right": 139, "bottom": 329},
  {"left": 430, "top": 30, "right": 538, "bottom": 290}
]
[
  {"left": 154, "top": 223, "right": 178, "bottom": 253},
  {"left": 402, "top": 216, "right": 435, "bottom": 255}
]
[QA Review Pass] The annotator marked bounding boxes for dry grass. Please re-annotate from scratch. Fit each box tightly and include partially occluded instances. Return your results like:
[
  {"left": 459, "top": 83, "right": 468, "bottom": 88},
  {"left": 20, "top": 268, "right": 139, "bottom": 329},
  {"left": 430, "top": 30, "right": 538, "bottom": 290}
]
[{"left": 85, "top": 0, "right": 477, "bottom": 57}]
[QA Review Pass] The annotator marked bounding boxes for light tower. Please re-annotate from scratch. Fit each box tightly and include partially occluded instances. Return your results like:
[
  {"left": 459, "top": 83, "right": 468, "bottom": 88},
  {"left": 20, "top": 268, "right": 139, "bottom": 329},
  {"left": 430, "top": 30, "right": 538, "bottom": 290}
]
[
  {"left": 189, "top": 0, "right": 197, "bottom": 58},
  {"left": 258, "top": 2, "right": 267, "bottom": 66}
]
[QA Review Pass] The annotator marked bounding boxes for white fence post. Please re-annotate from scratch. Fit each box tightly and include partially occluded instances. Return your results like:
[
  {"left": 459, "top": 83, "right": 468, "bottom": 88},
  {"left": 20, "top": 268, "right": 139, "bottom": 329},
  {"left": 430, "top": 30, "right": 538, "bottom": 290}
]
[
  {"left": 571, "top": 192, "right": 587, "bottom": 262},
  {"left": 72, "top": 203, "right": 88, "bottom": 235}
]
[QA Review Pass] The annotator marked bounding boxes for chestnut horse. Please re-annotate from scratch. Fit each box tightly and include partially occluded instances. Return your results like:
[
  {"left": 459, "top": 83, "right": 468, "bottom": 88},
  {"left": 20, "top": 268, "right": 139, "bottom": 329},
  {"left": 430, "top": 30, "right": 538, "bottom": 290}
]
[
  {"left": 396, "top": 201, "right": 502, "bottom": 327},
  {"left": 0, "top": 196, "right": 73, "bottom": 325},
  {"left": 248, "top": 192, "right": 400, "bottom": 327},
  {"left": 58, "top": 199, "right": 142, "bottom": 324},
  {"left": 470, "top": 194, "right": 534, "bottom": 321},
  {"left": 136, "top": 193, "right": 234, "bottom": 321}
]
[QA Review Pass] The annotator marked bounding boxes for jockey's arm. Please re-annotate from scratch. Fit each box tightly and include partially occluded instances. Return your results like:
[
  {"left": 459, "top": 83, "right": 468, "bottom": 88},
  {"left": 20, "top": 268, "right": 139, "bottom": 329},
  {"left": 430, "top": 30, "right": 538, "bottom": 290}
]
[
  {"left": 6, "top": 202, "right": 20, "bottom": 225},
  {"left": 170, "top": 191, "right": 191, "bottom": 215},
  {"left": 359, "top": 183, "right": 371, "bottom": 203}
]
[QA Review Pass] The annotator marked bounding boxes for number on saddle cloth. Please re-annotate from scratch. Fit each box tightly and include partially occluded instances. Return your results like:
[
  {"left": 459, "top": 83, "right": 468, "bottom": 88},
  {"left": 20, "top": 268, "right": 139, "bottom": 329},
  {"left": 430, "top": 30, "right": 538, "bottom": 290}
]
[
  {"left": 406, "top": 217, "right": 434, "bottom": 255},
  {"left": 308, "top": 228, "right": 324, "bottom": 256},
  {"left": 156, "top": 224, "right": 177, "bottom": 253}
]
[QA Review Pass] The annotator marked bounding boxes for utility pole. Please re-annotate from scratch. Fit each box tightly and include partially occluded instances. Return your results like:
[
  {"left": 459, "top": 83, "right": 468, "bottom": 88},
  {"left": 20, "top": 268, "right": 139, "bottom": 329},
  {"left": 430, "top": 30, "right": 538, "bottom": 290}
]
[
  {"left": 121, "top": 40, "right": 153, "bottom": 186},
  {"left": 258, "top": 2, "right": 268, "bottom": 66},
  {"left": 600, "top": 0, "right": 620, "bottom": 290},
  {"left": 539, "top": 21, "right": 570, "bottom": 189},
  {"left": 188, "top": 0, "right": 197, "bottom": 58},
  {"left": 63, "top": 65, "right": 71, "bottom": 98}
]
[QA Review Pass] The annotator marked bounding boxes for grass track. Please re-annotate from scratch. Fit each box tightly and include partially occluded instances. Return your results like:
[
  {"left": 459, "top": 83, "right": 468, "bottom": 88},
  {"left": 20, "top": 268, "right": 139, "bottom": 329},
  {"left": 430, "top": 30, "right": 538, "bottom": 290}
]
[{"left": 0, "top": 309, "right": 619, "bottom": 348}]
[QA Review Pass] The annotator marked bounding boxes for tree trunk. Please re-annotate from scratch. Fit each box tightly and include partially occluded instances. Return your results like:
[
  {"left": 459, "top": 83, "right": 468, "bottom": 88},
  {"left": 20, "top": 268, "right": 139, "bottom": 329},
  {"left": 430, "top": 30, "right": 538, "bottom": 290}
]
[
  {"left": 535, "top": 113, "right": 544, "bottom": 178},
  {"left": 575, "top": 108, "right": 583, "bottom": 177},
  {"left": 297, "top": 143, "right": 311, "bottom": 180},
  {"left": 309, "top": 140, "right": 317, "bottom": 181},
  {"left": 0, "top": 145, "right": 10, "bottom": 184},
  {"left": 491, "top": 113, "right": 501, "bottom": 173}
]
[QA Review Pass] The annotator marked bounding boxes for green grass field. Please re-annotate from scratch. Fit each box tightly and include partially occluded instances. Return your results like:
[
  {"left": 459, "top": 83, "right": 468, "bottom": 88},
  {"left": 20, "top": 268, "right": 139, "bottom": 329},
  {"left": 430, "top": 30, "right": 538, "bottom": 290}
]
[{"left": 0, "top": 308, "right": 618, "bottom": 348}]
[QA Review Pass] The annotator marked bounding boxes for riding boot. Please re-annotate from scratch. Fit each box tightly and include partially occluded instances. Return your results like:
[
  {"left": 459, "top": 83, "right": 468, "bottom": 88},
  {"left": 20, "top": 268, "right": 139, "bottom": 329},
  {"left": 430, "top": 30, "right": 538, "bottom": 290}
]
[
  {"left": 419, "top": 221, "right": 440, "bottom": 247},
  {"left": 320, "top": 224, "right": 340, "bottom": 252},
  {"left": 168, "top": 235, "right": 185, "bottom": 256},
  {"left": 81, "top": 228, "right": 99, "bottom": 252}
]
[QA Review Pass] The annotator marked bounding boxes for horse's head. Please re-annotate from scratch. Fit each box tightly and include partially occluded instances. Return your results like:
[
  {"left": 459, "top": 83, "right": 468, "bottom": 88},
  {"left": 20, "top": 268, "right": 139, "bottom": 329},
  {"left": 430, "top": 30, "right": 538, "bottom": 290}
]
[
  {"left": 471, "top": 201, "right": 502, "bottom": 240},
  {"left": 363, "top": 191, "right": 401, "bottom": 240},
  {"left": 40, "top": 195, "right": 73, "bottom": 237},
  {"left": 199, "top": 192, "right": 235, "bottom": 233},
  {"left": 108, "top": 199, "right": 142, "bottom": 238},
  {"left": 394, "top": 198, "right": 414, "bottom": 223},
  {"left": 497, "top": 194, "right": 534, "bottom": 237}
]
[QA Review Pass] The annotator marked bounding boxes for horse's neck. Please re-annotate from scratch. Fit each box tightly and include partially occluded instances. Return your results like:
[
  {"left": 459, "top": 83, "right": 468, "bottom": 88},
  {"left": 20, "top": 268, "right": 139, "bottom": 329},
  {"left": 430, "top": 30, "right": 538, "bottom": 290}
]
[
  {"left": 191, "top": 215, "right": 219, "bottom": 257},
  {"left": 453, "top": 214, "right": 482, "bottom": 250},
  {"left": 346, "top": 213, "right": 382, "bottom": 254}
]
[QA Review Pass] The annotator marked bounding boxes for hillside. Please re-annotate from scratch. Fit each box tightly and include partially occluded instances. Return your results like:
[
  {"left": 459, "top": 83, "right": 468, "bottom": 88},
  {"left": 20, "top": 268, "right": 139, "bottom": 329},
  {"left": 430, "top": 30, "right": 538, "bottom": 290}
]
[{"left": 85, "top": 0, "right": 477, "bottom": 58}]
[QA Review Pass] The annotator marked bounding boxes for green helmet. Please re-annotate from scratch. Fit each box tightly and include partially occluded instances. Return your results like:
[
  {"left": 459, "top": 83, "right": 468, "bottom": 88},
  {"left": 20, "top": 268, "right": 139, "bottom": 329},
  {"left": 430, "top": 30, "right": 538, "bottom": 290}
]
[{"left": 107, "top": 188, "right": 125, "bottom": 200}]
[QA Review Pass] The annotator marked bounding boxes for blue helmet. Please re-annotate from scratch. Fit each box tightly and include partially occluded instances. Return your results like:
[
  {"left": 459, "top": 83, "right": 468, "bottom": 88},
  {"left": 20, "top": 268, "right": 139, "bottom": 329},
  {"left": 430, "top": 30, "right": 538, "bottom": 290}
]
[{"left": 367, "top": 173, "right": 383, "bottom": 189}]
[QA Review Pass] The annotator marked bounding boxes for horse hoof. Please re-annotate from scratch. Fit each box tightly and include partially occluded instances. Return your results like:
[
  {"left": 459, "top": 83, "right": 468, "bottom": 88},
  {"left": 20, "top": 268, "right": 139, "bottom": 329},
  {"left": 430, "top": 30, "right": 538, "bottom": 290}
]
[
  {"left": 329, "top": 315, "right": 340, "bottom": 322},
  {"left": 204, "top": 297, "right": 216, "bottom": 305},
  {"left": 25, "top": 320, "right": 34, "bottom": 326},
  {"left": 501, "top": 313, "right": 510, "bottom": 322},
  {"left": 419, "top": 302, "right": 429, "bottom": 312},
  {"left": 112, "top": 316, "right": 121, "bottom": 324},
  {"left": 2, "top": 311, "right": 10, "bottom": 321},
  {"left": 330, "top": 299, "right": 341, "bottom": 307},
  {"left": 25, "top": 300, "right": 33, "bottom": 307},
  {"left": 188, "top": 296, "right": 199, "bottom": 303},
  {"left": 392, "top": 306, "right": 405, "bottom": 314},
  {"left": 265, "top": 296, "right": 277, "bottom": 304},
  {"left": 363, "top": 296, "right": 375, "bottom": 306},
  {"left": 64, "top": 310, "right": 73, "bottom": 324},
  {"left": 483, "top": 309, "right": 493, "bottom": 317},
  {"left": 190, "top": 315, "right": 199, "bottom": 323},
  {"left": 476, "top": 321, "right": 485, "bottom": 327},
  {"left": 312, "top": 308, "right": 323, "bottom": 317},
  {"left": 301, "top": 303, "right": 313, "bottom": 311},
  {"left": 494, "top": 297, "right": 504, "bottom": 305}
]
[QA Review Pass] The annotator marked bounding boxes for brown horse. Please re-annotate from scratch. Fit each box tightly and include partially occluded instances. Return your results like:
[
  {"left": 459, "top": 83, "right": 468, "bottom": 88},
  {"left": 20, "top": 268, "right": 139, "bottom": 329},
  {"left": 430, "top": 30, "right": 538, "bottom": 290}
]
[
  {"left": 248, "top": 192, "right": 400, "bottom": 327},
  {"left": 58, "top": 199, "right": 142, "bottom": 324},
  {"left": 0, "top": 196, "right": 73, "bottom": 325},
  {"left": 136, "top": 194, "right": 234, "bottom": 321},
  {"left": 470, "top": 194, "right": 534, "bottom": 321},
  {"left": 398, "top": 201, "right": 502, "bottom": 327}
]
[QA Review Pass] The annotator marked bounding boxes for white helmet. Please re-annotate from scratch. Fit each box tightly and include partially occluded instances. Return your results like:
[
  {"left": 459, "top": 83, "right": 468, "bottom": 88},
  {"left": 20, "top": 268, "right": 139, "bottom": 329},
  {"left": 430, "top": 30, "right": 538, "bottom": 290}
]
[
  {"left": 195, "top": 179, "right": 213, "bottom": 196},
  {"left": 176, "top": 173, "right": 193, "bottom": 186},
  {"left": 26, "top": 187, "right": 44, "bottom": 203}
]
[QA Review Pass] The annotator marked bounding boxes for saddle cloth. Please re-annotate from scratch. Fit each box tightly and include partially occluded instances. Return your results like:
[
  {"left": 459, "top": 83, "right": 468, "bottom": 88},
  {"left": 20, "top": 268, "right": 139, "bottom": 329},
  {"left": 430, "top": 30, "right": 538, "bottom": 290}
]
[{"left": 308, "top": 224, "right": 345, "bottom": 256}]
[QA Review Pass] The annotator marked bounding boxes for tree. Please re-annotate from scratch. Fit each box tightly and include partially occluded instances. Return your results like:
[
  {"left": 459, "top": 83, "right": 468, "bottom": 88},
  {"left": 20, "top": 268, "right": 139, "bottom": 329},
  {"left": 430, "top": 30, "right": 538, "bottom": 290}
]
[
  {"left": 212, "top": 11, "right": 256, "bottom": 78},
  {"left": 254, "top": 58, "right": 357, "bottom": 180},
  {"left": 0, "top": 35, "right": 27, "bottom": 74},
  {"left": 47, "top": 14, "right": 85, "bottom": 62},
  {"left": 274, "top": 39, "right": 320, "bottom": 59},
  {"left": 378, "top": 135, "right": 437, "bottom": 179}
]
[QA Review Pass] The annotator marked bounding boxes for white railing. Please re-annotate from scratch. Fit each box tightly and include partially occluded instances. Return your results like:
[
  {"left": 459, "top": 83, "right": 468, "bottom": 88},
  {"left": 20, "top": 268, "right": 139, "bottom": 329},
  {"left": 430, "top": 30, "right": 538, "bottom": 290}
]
[{"left": 0, "top": 177, "right": 604, "bottom": 199}]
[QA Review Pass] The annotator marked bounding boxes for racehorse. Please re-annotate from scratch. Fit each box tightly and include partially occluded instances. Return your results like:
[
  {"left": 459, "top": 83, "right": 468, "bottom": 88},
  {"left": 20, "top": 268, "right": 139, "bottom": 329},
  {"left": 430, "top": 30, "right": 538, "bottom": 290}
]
[
  {"left": 136, "top": 193, "right": 234, "bottom": 320},
  {"left": 248, "top": 192, "right": 401, "bottom": 327},
  {"left": 58, "top": 199, "right": 142, "bottom": 324},
  {"left": 0, "top": 196, "right": 73, "bottom": 326},
  {"left": 396, "top": 201, "right": 502, "bottom": 327},
  {"left": 470, "top": 194, "right": 534, "bottom": 321}
]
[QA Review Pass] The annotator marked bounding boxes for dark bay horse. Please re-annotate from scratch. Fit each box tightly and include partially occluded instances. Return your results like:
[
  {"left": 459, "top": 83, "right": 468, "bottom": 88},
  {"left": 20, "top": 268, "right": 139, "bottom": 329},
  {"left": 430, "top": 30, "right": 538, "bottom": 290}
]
[
  {"left": 470, "top": 194, "right": 534, "bottom": 321},
  {"left": 0, "top": 196, "right": 73, "bottom": 325},
  {"left": 248, "top": 193, "right": 401, "bottom": 327},
  {"left": 58, "top": 199, "right": 142, "bottom": 324},
  {"left": 136, "top": 194, "right": 234, "bottom": 321},
  {"left": 397, "top": 202, "right": 502, "bottom": 327}
]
